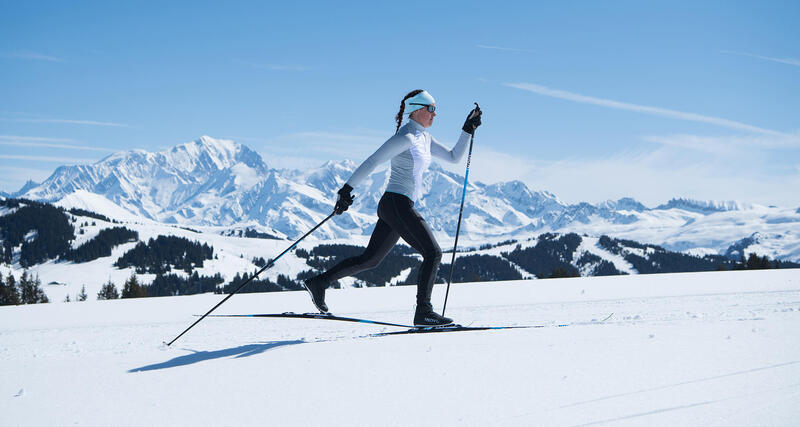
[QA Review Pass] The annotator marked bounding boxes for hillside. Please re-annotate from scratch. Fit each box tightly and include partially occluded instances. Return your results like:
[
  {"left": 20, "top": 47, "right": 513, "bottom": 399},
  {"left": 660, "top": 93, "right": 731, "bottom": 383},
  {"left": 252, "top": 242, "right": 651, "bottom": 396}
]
[{"left": 3, "top": 198, "right": 797, "bottom": 305}]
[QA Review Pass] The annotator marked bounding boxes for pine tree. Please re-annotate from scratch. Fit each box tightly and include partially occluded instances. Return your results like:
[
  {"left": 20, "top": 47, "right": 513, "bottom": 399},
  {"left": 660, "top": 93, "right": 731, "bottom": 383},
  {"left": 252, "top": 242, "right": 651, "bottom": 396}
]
[
  {"left": 77, "top": 285, "right": 88, "bottom": 301},
  {"left": 733, "top": 254, "right": 747, "bottom": 270},
  {"left": 745, "top": 253, "right": 773, "bottom": 270},
  {"left": 63, "top": 294, "right": 71, "bottom": 302},
  {"left": 97, "top": 280, "right": 119, "bottom": 300},
  {"left": 19, "top": 271, "right": 34, "bottom": 304},
  {"left": 1, "top": 273, "right": 20, "bottom": 305},
  {"left": 18, "top": 272, "right": 49, "bottom": 304},
  {"left": 121, "top": 274, "right": 147, "bottom": 298}
]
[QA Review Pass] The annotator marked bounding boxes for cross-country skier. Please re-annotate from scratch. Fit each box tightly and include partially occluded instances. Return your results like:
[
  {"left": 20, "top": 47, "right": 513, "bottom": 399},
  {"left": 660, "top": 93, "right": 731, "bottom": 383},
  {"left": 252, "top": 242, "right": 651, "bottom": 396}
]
[{"left": 303, "top": 89, "right": 482, "bottom": 326}]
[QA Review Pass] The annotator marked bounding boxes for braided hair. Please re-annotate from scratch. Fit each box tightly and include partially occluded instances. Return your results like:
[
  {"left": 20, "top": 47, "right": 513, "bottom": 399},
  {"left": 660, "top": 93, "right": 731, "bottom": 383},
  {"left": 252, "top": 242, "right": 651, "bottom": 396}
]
[{"left": 395, "top": 89, "right": 424, "bottom": 134}]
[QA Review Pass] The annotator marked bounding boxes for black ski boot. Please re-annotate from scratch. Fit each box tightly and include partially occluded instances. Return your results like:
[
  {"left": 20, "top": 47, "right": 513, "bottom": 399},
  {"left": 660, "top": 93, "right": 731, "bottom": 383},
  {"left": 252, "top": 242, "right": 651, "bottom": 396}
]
[
  {"left": 303, "top": 275, "right": 329, "bottom": 313},
  {"left": 414, "top": 303, "right": 453, "bottom": 327}
]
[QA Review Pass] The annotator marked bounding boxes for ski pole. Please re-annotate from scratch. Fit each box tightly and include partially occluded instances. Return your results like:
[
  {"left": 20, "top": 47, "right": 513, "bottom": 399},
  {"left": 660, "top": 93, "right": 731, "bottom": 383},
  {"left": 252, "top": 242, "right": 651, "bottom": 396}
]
[
  {"left": 442, "top": 103, "right": 479, "bottom": 316},
  {"left": 165, "top": 211, "right": 336, "bottom": 346}
]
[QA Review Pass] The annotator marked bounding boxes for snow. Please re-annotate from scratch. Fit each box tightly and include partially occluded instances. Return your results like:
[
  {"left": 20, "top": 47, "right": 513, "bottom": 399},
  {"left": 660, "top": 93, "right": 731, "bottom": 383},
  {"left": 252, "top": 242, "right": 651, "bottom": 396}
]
[
  {"left": 2, "top": 269, "right": 799, "bottom": 426},
  {"left": 55, "top": 190, "right": 144, "bottom": 223},
  {"left": 575, "top": 235, "right": 637, "bottom": 275}
]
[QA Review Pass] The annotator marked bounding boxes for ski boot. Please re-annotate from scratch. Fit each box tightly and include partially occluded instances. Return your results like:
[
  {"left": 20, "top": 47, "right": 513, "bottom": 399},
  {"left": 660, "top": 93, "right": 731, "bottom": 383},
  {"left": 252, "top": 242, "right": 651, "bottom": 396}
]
[
  {"left": 413, "top": 302, "right": 453, "bottom": 327},
  {"left": 303, "top": 275, "right": 329, "bottom": 313}
]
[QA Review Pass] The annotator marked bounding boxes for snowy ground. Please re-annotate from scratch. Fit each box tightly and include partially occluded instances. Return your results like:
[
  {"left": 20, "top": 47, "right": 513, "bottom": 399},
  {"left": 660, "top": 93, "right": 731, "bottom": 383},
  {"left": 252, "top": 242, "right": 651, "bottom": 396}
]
[{"left": 2, "top": 269, "right": 799, "bottom": 426}]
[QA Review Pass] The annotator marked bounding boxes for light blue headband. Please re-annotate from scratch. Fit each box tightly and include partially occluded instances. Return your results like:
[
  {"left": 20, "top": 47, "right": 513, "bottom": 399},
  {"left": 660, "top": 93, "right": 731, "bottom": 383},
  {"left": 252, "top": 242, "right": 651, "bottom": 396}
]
[{"left": 405, "top": 90, "right": 436, "bottom": 114}]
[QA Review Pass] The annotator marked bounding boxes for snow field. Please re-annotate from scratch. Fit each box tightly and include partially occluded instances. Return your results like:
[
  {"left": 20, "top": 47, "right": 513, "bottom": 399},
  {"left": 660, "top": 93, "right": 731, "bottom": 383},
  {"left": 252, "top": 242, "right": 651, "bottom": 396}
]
[{"left": 1, "top": 269, "right": 799, "bottom": 426}]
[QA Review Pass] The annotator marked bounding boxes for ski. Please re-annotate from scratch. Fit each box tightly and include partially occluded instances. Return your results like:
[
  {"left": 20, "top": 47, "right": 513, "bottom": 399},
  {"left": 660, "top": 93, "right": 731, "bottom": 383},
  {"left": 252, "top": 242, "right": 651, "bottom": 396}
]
[
  {"left": 203, "top": 312, "right": 560, "bottom": 334},
  {"left": 203, "top": 312, "right": 416, "bottom": 328},
  {"left": 371, "top": 324, "right": 552, "bottom": 336},
  {"left": 373, "top": 313, "right": 609, "bottom": 336}
]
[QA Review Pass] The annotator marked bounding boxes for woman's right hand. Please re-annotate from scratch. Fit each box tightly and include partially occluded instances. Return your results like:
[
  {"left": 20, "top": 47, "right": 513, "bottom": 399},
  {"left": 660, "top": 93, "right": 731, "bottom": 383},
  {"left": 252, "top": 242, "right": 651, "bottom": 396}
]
[{"left": 334, "top": 184, "right": 354, "bottom": 215}]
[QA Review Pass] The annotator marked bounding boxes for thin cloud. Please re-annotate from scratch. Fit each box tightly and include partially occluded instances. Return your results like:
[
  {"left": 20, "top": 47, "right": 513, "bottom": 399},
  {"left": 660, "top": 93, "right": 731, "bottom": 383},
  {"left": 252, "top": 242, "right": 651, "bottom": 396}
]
[
  {"left": 261, "top": 129, "right": 386, "bottom": 164},
  {"left": 0, "top": 140, "right": 116, "bottom": 152},
  {"left": 237, "top": 60, "right": 308, "bottom": 71},
  {"left": 721, "top": 50, "right": 800, "bottom": 67},
  {"left": 476, "top": 44, "right": 532, "bottom": 53},
  {"left": 2, "top": 50, "right": 63, "bottom": 62},
  {"left": 514, "top": 146, "right": 794, "bottom": 206},
  {"left": 0, "top": 135, "right": 75, "bottom": 142},
  {"left": 264, "top": 65, "right": 307, "bottom": 71},
  {"left": 643, "top": 134, "right": 735, "bottom": 155},
  {"left": 0, "top": 154, "right": 97, "bottom": 163},
  {"left": 644, "top": 132, "right": 800, "bottom": 154},
  {"left": 2, "top": 118, "right": 129, "bottom": 127},
  {"left": 286, "top": 131, "right": 379, "bottom": 142},
  {"left": 505, "top": 82, "right": 785, "bottom": 136}
]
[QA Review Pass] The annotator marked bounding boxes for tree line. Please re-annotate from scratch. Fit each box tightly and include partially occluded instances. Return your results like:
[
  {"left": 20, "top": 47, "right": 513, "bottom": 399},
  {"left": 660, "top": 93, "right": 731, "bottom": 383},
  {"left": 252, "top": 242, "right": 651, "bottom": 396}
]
[
  {"left": 0, "top": 198, "right": 134, "bottom": 266},
  {"left": 114, "top": 235, "right": 214, "bottom": 274},
  {"left": 0, "top": 271, "right": 49, "bottom": 305},
  {"left": 62, "top": 227, "right": 139, "bottom": 263},
  {"left": 0, "top": 201, "right": 74, "bottom": 267}
]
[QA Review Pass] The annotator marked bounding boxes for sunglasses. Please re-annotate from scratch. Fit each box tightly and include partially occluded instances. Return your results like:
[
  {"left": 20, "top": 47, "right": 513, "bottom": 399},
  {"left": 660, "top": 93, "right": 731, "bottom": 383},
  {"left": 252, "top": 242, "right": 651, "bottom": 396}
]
[{"left": 409, "top": 103, "right": 436, "bottom": 113}]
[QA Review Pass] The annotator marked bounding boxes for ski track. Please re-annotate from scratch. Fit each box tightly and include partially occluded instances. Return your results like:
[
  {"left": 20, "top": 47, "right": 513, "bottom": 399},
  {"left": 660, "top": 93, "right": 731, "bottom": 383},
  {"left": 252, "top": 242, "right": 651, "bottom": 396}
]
[{"left": 1, "top": 269, "right": 799, "bottom": 426}]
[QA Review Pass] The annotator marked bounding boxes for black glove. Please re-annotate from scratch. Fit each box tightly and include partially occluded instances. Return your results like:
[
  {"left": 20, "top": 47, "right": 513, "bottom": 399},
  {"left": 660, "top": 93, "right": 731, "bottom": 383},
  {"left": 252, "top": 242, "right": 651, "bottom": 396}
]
[
  {"left": 334, "top": 184, "right": 354, "bottom": 215},
  {"left": 462, "top": 103, "right": 482, "bottom": 135}
]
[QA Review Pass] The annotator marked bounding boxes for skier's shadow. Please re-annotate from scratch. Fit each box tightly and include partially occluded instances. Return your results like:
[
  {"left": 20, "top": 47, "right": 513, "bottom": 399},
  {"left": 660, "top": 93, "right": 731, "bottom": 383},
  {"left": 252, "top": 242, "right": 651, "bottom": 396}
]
[{"left": 128, "top": 339, "right": 306, "bottom": 373}]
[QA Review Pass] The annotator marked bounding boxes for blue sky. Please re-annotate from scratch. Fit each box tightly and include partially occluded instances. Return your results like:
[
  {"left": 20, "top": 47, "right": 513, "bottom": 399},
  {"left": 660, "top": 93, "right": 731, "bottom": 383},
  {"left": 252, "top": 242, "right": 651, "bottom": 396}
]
[{"left": 1, "top": 1, "right": 798, "bottom": 206}]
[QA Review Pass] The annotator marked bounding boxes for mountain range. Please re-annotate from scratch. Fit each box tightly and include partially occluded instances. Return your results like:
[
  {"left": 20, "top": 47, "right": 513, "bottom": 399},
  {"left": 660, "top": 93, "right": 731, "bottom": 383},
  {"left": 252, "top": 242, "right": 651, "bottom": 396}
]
[{"left": 6, "top": 136, "right": 800, "bottom": 261}]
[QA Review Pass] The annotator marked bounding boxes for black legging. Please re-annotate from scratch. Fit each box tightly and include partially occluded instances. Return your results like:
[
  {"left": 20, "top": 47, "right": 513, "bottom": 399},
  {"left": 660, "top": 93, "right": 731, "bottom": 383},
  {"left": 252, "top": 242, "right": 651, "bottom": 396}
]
[{"left": 318, "top": 192, "right": 442, "bottom": 305}]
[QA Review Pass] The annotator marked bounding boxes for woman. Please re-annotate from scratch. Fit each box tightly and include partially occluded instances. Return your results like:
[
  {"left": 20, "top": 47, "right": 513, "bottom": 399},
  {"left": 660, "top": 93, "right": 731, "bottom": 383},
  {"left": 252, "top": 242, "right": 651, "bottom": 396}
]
[{"left": 304, "top": 89, "right": 482, "bottom": 326}]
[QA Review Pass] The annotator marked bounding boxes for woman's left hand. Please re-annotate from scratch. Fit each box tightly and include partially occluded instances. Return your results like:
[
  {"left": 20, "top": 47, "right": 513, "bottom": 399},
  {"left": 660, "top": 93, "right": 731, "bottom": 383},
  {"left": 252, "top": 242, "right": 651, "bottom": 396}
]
[{"left": 462, "top": 104, "right": 482, "bottom": 135}]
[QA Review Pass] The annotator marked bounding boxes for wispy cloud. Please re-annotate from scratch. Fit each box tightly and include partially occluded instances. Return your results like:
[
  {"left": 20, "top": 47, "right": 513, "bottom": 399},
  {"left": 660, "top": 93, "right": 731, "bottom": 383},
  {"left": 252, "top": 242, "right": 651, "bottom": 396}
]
[
  {"left": 0, "top": 139, "right": 116, "bottom": 153},
  {"left": 1, "top": 118, "right": 129, "bottom": 127},
  {"left": 2, "top": 50, "right": 63, "bottom": 62},
  {"left": 721, "top": 50, "right": 800, "bottom": 67},
  {"left": 485, "top": 145, "right": 794, "bottom": 206},
  {"left": 280, "top": 130, "right": 386, "bottom": 157},
  {"left": 237, "top": 60, "right": 308, "bottom": 71},
  {"left": 285, "top": 131, "right": 379, "bottom": 142},
  {"left": 644, "top": 132, "right": 800, "bottom": 154},
  {"left": 0, "top": 154, "right": 96, "bottom": 163},
  {"left": 263, "top": 65, "right": 307, "bottom": 71},
  {"left": 505, "top": 82, "right": 785, "bottom": 136},
  {"left": 0, "top": 135, "right": 75, "bottom": 142},
  {"left": 476, "top": 44, "right": 533, "bottom": 53},
  {"left": 236, "top": 137, "right": 356, "bottom": 172},
  {"left": 245, "top": 129, "right": 386, "bottom": 169},
  {"left": 643, "top": 134, "right": 737, "bottom": 155}
]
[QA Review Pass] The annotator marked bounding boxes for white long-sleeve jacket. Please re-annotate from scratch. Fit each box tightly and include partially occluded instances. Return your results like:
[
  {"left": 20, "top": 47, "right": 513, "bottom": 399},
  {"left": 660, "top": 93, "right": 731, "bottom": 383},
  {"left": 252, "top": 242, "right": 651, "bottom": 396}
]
[{"left": 346, "top": 119, "right": 471, "bottom": 201}]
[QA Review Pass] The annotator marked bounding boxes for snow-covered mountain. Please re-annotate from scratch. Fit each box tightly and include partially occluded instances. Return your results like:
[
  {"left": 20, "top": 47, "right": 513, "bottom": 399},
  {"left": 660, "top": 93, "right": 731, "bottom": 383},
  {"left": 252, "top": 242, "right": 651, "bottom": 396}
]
[
  {"left": 14, "top": 136, "right": 800, "bottom": 261},
  {"left": 25, "top": 136, "right": 270, "bottom": 224}
]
